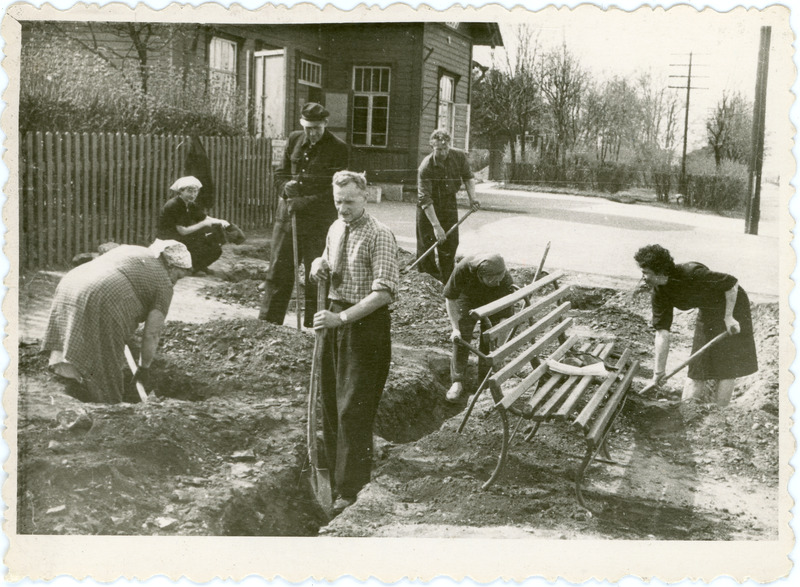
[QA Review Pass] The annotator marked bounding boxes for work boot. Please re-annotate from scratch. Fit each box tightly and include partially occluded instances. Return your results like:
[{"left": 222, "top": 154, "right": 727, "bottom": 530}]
[
  {"left": 332, "top": 496, "right": 356, "bottom": 516},
  {"left": 446, "top": 382, "right": 464, "bottom": 402}
]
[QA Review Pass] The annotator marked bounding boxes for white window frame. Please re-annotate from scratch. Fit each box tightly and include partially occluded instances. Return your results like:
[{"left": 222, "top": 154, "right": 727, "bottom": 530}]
[
  {"left": 352, "top": 66, "right": 391, "bottom": 148},
  {"left": 438, "top": 73, "right": 456, "bottom": 137},
  {"left": 299, "top": 59, "right": 322, "bottom": 88},
  {"left": 209, "top": 37, "right": 237, "bottom": 85}
]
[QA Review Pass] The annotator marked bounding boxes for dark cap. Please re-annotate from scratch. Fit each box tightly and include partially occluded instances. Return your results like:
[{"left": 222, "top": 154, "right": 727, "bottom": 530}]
[{"left": 300, "top": 102, "right": 330, "bottom": 126}]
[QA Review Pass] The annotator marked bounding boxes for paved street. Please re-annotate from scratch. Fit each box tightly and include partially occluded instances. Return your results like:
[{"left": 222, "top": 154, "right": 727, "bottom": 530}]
[{"left": 368, "top": 183, "right": 782, "bottom": 300}]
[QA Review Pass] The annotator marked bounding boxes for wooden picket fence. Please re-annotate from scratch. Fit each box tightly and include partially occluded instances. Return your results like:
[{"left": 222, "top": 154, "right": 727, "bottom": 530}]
[{"left": 20, "top": 132, "right": 276, "bottom": 270}]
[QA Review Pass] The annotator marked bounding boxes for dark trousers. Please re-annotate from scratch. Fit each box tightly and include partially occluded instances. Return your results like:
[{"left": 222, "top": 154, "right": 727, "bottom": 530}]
[
  {"left": 416, "top": 204, "right": 459, "bottom": 284},
  {"left": 321, "top": 301, "right": 391, "bottom": 499},
  {"left": 180, "top": 224, "right": 224, "bottom": 271},
  {"left": 259, "top": 203, "right": 327, "bottom": 328}
]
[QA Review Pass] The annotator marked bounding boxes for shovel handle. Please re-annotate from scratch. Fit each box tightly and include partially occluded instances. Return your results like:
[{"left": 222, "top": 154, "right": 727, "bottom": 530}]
[
  {"left": 405, "top": 208, "right": 476, "bottom": 273},
  {"left": 124, "top": 345, "right": 148, "bottom": 403},
  {"left": 638, "top": 331, "right": 731, "bottom": 395},
  {"left": 291, "top": 213, "right": 301, "bottom": 331}
]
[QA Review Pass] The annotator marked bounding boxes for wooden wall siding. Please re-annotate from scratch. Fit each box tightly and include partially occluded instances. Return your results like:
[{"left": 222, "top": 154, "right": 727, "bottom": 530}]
[
  {"left": 417, "top": 24, "right": 473, "bottom": 161},
  {"left": 21, "top": 132, "right": 275, "bottom": 270},
  {"left": 350, "top": 148, "right": 413, "bottom": 184},
  {"left": 322, "top": 23, "right": 422, "bottom": 154}
]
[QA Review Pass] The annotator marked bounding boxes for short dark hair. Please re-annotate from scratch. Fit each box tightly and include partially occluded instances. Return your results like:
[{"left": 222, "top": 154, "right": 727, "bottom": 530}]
[
  {"left": 332, "top": 170, "right": 368, "bottom": 192},
  {"left": 634, "top": 244, "right": 675, "bottom": 275}
]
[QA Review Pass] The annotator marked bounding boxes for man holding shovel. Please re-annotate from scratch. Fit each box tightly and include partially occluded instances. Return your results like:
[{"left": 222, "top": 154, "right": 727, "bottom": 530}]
[
  {"left": 416, "top": 129, "right": 480, "bottom": 284},
  {"left": 310, "top": 171, "right": 399, "bottom": 515},
  {"left": 259, "top": 102, "right": 348, "bottom": 328}
]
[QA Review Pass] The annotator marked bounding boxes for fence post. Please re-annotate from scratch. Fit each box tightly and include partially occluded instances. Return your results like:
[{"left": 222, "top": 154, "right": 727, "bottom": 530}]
[
  {"left": 64, "top": 134, "right": 74, "bottom": 265},
  {"left": 54, "top": 132, "right": 65, "bottom": 265}
]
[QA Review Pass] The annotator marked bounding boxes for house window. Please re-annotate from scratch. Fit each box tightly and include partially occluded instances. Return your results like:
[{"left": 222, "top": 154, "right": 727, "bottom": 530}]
[
  {"left": 209, "top": 37, "right": 237, "bottom": 90},
  {"left": 299, "top": 59, "right": 322, "bottom": 87},
  {"left": 438, "top": 73, "right": 456, "bottom": 137},
  {"left": 352, "top": 66, "right": 391, "bottom": 147}
]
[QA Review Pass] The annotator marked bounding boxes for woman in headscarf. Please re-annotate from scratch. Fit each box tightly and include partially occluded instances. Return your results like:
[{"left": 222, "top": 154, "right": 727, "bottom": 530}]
[
  {"left": 634, "top": 244, "right": 758, "bottom": 406},
  {"left": 443, "top": 253, "right": 515, "bottom": 402},
  {"left": 156, "top": 176, "right": 231, "bottom": 274},
  {"left": 42, "top": 240, "right": 193, "bottom": 403}
]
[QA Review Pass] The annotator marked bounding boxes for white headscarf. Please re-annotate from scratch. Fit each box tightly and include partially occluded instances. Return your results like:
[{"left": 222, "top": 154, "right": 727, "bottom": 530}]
[
  {"left": 149, "top": 239, "right": 193, "bottom": 269},
  {"left": 169, "top": 176, "right": 202, "bottom": 192}
]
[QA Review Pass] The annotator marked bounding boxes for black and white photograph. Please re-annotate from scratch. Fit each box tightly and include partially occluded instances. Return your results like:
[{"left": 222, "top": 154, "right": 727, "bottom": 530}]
[{"left": 2, "top": 0, "right": 796, "bottom": 583}]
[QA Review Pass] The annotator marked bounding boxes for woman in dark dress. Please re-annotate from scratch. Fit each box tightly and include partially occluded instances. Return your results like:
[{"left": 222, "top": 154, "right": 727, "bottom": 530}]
[
  {"left": 156, "top": 176, "right": 230, "bottom": 273},
  {"left": 634, "top": 244, "right": 758, "bottom": 406}
]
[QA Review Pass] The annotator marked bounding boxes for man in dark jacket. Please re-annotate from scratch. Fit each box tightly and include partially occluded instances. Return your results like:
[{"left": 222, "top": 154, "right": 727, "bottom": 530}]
[{"left": 259, "top": 103, "right": 349, "bottom": 327}]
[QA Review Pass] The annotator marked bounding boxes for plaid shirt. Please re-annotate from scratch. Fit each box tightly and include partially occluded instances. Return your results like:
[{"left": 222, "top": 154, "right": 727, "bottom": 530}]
[{"left": 324, "top": 212, "right": 399, "bottom": 304}]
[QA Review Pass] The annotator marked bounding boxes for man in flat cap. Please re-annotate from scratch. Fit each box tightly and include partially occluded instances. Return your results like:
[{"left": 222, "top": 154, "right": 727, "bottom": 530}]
[
  {"left": 416, "top": 129, "right": 480, "bottom": 284},
  {"left": 260, "top": 102, "right": 349, "bottom": 327}
]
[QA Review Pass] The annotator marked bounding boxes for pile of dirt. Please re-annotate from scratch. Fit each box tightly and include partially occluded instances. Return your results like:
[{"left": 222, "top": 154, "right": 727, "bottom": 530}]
[{"left": 16, "top": 238, "right": 781, "bottom": 540}]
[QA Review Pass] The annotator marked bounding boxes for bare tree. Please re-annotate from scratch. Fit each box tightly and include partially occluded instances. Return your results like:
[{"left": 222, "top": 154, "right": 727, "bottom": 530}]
[
  {"left": 539, "top": 43, "right": 588, "bottom": 177},
  {"left": 471, "top": 24, "right": 543, "bottom": 180},
  {"left": 706, "top": 91, "right": 753, "bottom": 168}
]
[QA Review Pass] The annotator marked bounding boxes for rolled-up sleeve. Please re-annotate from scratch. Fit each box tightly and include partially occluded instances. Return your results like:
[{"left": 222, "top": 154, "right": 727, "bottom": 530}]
[
  {"left": 370, "top": 227, "right": 399, "bottom": 299},
  {"left": 417, "top": 159, "right": 434, "bottom": 209}
]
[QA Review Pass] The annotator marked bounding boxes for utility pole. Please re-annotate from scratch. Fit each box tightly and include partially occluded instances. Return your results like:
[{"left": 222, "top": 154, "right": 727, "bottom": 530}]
[
  {"left": 745, "top": 26, "right": 771, "bottom": 235},
  {"left": 670, "top": 53, "right": 708, "bottom": 203}
]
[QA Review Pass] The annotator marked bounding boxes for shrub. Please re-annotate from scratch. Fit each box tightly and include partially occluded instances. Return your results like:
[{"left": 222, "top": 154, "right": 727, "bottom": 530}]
[
  {"left": 685, "top": 171, "right": 748, "bottom": 213},
  {"left": 591, "top": 160, "right": 635, "bottom": 193},
  {"left": 21, "top": 31, "right": 248, "bottom": 136},
  {"left": 467, "top": 149, "right": 490, "bottom": 173}
]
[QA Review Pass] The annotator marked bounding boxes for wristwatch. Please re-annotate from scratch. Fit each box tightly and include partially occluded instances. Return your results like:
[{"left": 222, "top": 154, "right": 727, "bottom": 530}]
[{"left": 339, "top": 311, "right": 350, "bottom": 324}]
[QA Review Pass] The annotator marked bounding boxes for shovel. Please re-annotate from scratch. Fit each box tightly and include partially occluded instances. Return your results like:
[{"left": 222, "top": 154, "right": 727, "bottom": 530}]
[
  {"left": 123, "top": 345, "right": 148, "bottom": 403},
  {"left": 307, "top": 278, "right": 333, "bottom": 516},
  {"left": 291, "top": 213, "right": 302, "bottom": 331},
  {"left": 638, "top": 331, "right": 731, "bottom": 398},
  {"left": 404, "top": 207, "right": 477, "bottom": 273}
]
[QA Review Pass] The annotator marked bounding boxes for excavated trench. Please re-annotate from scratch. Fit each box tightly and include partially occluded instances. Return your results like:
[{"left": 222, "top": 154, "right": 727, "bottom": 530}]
[{"left": 147, "top": 338, "right": 459, "bottom": 536}]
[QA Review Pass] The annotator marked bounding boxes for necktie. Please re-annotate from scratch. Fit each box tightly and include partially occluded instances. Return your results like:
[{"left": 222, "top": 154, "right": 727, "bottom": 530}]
[{"left": 331, "top": 224, "right": 350, "bottom": 288}]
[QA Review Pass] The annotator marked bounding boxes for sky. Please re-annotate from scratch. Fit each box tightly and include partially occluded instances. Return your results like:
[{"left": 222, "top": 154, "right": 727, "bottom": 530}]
[{"left": 472, "top": 5, "right": 794, "bottom": 174}]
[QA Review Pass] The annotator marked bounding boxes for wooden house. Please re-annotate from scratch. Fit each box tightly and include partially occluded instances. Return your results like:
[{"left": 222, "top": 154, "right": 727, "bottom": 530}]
[{"left": 22, "top": 21, "right": 502, "bottom": 192}]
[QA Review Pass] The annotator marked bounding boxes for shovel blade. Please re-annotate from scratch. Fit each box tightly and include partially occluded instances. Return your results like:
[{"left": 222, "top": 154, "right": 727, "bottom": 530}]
[{"left": 310, "top": 466, "right": 334, "bottom": 516}]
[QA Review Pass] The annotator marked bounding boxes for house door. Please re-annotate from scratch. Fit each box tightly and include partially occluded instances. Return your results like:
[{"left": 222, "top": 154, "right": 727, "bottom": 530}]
[{"left": 254, "top": 49, "right": 286, "bottom": 137}]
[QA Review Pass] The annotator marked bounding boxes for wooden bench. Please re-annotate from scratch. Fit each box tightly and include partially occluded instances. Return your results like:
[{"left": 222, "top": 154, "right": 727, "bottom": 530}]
[{"left": 454, "top": 270, "right": 640, "bottom": 508}]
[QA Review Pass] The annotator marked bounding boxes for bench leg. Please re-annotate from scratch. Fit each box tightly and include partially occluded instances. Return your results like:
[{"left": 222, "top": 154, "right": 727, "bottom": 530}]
[
  {"left": 575, "top": 448, "right": 595, "bottom": 510},
  {"left": 508, "top": 413, "right": 527, "bottom": 445},
  {"left": 481, "top": 399, "right": 509, "bottom": 491},
  {"left": 599, "top": 441, "right": 611, "bottom": 462},
  {"left": 523, "top": 421, "right": 542, "bottom": 442}
]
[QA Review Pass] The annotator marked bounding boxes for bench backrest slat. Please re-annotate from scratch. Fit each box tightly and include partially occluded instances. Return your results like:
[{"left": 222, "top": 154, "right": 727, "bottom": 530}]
[
  {"left": 489, "top": 301, "right": 571, "bottom": 364},
  {"left": 483, "top": 284, "right": 572, "bottom": 347},
  {"left": 471, "top": 270, "right": 564, "bottom": 319},
  {"left": 552, "top": 342, "right": 616, "bottom": 419},
  {"left": 586, "top": 359, "right": 639, "bottom": 447},
  {"left": 572, "top": 347, "right": 632, "bottom": 432},
  {"left": 496, "top": 328, "right": 577, "bottom": 408}
]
